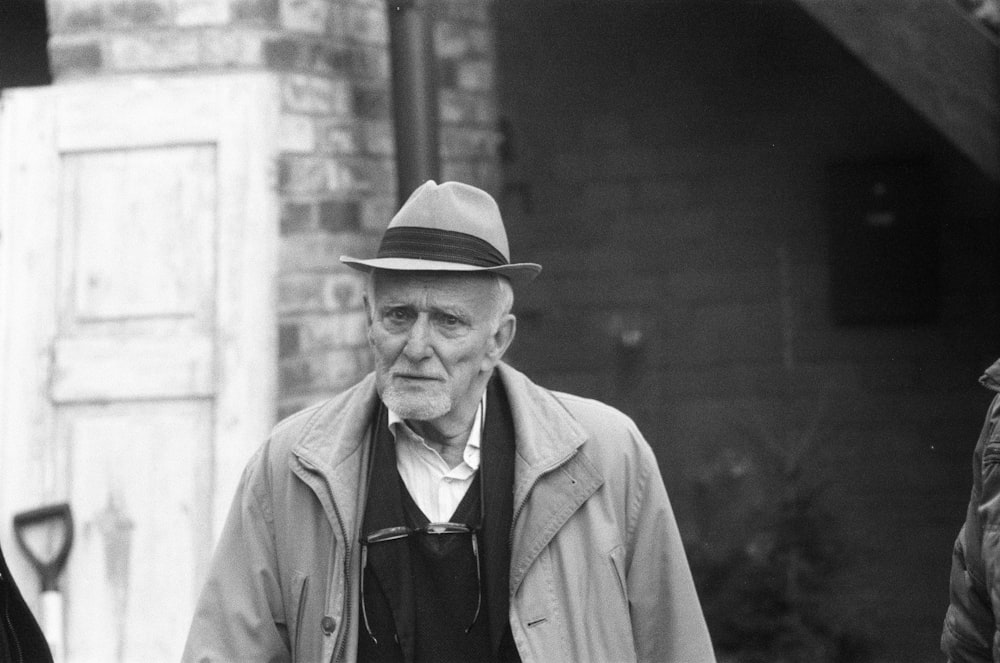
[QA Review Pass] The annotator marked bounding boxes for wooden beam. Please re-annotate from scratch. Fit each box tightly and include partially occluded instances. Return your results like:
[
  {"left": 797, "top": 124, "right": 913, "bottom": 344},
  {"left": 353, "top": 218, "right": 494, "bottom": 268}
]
[{"left": 795, "top": 0, "right": 1000, "bottom": 181}]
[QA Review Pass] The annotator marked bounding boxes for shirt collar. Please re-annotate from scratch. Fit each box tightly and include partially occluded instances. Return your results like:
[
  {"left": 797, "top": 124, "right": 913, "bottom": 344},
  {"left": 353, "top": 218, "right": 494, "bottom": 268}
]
[{"left": 386, "top": 392, "right": 486, "bottom": 470}]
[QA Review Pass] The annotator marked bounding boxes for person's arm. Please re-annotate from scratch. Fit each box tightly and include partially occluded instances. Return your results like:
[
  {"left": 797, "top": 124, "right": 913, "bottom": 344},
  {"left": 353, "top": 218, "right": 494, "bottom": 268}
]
[
  {"left": 942, "top": 394, "right": 1000, "bottom": 663},
  {"left": 625, "top": 429, "right": 716, "bottom": 663},
  {"left": 0, "top": 540, "right": 53, "bottom": 663},
  {"left": 183, "top": 450, "right": 291, "bottom": 663}
]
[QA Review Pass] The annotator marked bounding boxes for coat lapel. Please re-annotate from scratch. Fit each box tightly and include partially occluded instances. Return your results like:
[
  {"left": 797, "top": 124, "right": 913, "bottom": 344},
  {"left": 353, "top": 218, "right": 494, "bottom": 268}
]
[
  {"left": 497, "top": 365, "right": 605, "bottom": 596},
  {"left": 508, "top": 451, "right": 603, "bottom": 595},
  {"left": 290, "top": 373, "right": 379, "bottom": 544}
]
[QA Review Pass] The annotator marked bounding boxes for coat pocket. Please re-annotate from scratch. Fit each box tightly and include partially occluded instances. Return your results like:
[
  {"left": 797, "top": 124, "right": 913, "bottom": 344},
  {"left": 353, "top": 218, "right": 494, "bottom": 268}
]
[
  {"left": 609, "top": 544, "right": 629, "bottom": 605},
  {"left": 290, "top": 571, "right": 310, "bottom": 659}
]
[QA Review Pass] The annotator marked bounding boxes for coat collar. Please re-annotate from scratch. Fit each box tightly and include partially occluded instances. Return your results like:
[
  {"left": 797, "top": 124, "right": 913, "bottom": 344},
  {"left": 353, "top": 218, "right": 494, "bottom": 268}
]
[
  {"left": 289, "top": 372, "right": 380, "bottom": 547},
  {"left": 494, "top": 363, "right": 590, "bottom": 503},
  {"left": 289, "top": 364, "right": 592, "bottom": 482},
  {"left": 981, "top": 358, "right": 1000, "bottom": 393},
  {"left": 288, "top": 363, "right": 604, "bottom": 598},
  {"left": 495, "top": 364, "right": 604, "bottom": 595}
]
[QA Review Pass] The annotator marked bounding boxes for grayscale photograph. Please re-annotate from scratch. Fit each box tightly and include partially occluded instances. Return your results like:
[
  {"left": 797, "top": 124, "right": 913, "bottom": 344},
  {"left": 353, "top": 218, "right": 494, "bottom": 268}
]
[{"left": 1, "top": 1, "right": 998, "bottom": 662}]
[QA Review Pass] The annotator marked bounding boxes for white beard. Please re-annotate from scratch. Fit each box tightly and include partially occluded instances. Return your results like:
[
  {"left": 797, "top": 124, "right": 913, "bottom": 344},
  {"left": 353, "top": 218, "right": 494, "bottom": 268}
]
[{"left": 380, "top": 381, "right": 452, "bottom": 421}]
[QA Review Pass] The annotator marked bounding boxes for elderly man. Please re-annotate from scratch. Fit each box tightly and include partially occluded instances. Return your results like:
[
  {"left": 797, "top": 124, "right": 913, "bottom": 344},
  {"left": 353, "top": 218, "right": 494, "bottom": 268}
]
[{"left": 183, "top": 181, "right": 715, "bottom": 663}]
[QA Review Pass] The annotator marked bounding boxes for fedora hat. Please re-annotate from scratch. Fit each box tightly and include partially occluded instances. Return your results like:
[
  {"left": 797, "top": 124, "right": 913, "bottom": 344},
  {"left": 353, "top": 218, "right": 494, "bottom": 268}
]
[{"left": 340, "top": 180, "right": 541, "bottom": 284}]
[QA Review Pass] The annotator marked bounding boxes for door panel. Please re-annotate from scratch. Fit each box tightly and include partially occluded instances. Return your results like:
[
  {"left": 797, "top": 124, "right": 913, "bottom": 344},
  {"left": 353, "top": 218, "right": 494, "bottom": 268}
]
[
  {"left": 59, "top": 401, "right": 213, "bottom": 661},
  {"left": 50, "top": 336, "right": 215, "bottom": 403},
  {"left": 59, "top": 147, "right": 216, "bottom": 324}
]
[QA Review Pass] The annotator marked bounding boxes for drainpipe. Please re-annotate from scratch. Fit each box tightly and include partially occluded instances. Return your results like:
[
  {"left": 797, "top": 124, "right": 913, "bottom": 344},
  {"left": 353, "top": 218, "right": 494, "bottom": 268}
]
[{"left": 386, "top": 0, "right": 441, "bottom": 207}]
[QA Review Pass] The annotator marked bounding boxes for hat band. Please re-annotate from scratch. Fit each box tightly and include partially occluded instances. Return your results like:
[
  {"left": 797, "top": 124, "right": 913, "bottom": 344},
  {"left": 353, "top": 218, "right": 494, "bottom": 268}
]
[{"left": 377, "top": 227, "right": 508, "bottom": 268}]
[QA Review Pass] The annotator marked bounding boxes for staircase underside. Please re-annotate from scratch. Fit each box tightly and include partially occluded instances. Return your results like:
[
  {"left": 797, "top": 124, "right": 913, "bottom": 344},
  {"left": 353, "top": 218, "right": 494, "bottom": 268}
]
[{"left": 795, "top": 0, "right": 999, "bottom": 181}]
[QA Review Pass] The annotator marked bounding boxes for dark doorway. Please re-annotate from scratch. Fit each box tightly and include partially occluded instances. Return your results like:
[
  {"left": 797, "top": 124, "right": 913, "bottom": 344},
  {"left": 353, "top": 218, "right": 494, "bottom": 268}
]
[{"left": 1, "top": 0, "right": 52, "bottom": 90}]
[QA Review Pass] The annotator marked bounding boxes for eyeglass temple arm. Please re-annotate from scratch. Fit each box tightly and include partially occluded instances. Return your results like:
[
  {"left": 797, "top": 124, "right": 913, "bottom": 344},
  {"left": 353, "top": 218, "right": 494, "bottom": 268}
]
[
  {"left": 465, "top": 532, "right": 482, "bottom": 634},
  {"left": 359, "top": 545, "right": 379, "bottom": 646}
]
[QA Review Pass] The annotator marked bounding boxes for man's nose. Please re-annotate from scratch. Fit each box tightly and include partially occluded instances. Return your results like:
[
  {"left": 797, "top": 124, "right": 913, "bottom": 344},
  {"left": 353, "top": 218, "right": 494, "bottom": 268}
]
[{"left": 402, "top": 315, "right": 433, "bottom": 360}]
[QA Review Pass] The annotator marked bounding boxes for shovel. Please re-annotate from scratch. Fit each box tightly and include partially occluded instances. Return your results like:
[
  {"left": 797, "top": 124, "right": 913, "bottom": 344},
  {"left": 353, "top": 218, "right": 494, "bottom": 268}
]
[{"left": 13, "top": 503, "right": 74, "bottom": 663}]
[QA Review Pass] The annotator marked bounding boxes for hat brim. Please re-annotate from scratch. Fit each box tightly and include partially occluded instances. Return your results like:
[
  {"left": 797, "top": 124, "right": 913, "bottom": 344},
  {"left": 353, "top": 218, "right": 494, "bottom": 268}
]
[{"left": 340, "top": 256, "right": 541, "bottom": 284}]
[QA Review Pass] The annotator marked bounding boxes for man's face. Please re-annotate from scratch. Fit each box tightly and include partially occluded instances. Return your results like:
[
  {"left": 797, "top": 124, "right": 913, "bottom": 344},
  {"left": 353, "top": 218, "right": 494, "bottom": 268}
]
[{"left": 366, "top": 271, "right": 515, "bottom": 430}]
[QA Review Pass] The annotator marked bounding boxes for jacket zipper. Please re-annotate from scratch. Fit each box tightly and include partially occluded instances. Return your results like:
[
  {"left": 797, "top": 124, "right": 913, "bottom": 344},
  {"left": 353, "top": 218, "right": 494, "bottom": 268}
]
[
  {"left": 1, "top": 572, "right": 25, "bottom": 663},
  {"left": 331, "top": 500, "right": 351, "bottom": 663},
  {"left": 4, "top": 611, "right": 24, "bottom": 663},
  {"left": 295, "top": 455, "right": 352, "bottom": 663}
]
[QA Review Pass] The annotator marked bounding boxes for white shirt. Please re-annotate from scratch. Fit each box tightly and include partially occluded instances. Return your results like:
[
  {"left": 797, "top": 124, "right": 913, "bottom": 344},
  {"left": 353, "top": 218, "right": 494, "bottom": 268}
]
[{"left": 387, "top": 394, "right": 484, "bottom": 523}]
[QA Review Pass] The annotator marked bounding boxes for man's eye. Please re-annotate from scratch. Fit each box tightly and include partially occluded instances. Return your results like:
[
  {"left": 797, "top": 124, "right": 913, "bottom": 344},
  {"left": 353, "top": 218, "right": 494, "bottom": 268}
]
[{"left": 385, "top": 309, "right": 411, "bottom": 323}]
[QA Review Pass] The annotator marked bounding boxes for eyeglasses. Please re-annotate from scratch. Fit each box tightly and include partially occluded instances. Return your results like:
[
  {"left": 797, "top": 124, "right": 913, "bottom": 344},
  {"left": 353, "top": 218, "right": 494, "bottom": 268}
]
[{"left": 359, "top": 522, "right": 482, "bottom": 644}]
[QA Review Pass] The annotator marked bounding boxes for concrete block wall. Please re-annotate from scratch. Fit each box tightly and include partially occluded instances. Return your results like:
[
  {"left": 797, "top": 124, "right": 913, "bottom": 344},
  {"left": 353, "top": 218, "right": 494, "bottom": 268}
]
[{"left": 42, "top": 0, "right": 502, "bottom": 418}]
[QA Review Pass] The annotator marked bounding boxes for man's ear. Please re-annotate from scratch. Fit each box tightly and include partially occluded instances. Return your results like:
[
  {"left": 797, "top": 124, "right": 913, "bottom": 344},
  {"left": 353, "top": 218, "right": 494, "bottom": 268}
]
[
  {"left": 363, "top": 294, "right": 378, "bottom": 349},
  {"left": 486, "top": 314, "right": 516, "bottom": 366}
]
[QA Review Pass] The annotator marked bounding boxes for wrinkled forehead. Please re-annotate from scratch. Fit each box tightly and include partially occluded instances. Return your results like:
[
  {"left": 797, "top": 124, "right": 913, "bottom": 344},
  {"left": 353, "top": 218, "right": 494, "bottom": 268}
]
[{"left": 369, "top": 269, "right": 497, "bottom": 303}]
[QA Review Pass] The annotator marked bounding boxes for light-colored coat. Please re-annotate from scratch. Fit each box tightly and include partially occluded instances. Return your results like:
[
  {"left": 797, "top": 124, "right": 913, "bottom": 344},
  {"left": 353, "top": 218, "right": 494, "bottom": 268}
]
[{"left": 183, "top": 363, "right": 716, "bottom": 663}]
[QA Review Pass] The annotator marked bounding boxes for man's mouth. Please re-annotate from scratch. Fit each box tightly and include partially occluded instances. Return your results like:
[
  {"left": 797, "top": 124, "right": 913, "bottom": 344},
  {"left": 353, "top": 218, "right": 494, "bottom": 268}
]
[{"left": 393, "top": 373, "right": 442, "bottom": 382}]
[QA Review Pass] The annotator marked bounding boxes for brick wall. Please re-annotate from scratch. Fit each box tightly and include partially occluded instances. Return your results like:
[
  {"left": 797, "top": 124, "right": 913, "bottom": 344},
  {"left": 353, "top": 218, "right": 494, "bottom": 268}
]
[
  {"left": 271, "top": 0, "right": 395, "bottom": 417},
  {"left": 497, "top": 3, "right": 999, "bottom": 661},
  {"left": 43, "top": 0, "right": 503, "bottom": 417},
  {"left": 276, "top": 0, "right": 503, "bottom": 417}
]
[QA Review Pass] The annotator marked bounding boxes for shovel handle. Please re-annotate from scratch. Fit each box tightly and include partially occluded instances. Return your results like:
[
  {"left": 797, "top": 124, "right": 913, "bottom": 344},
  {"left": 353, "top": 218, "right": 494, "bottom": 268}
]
[
  {"left": 12, "top": 503, "right": 74, "bottom": 591},
  {"left": 40, "top": 590, "right": 65, "bottom": 663}
]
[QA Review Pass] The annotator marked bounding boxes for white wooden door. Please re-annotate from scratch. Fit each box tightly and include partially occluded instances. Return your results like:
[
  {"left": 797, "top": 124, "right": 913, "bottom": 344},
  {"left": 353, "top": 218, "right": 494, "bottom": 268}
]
[{"left": 0, "top": 73, "right": 280, "bottom": 662}]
